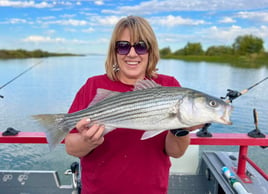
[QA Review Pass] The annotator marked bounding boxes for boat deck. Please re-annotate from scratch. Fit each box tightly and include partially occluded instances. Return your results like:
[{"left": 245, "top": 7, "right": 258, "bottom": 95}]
[
  {"left": 1, "top": 132, "right": 268, "bottom": 193},
  {"left": 1, "top": 151, "right": 267, "bottom": 194},
  {"left": 169, "top": 151, "right": 268, "bottom": 194}
]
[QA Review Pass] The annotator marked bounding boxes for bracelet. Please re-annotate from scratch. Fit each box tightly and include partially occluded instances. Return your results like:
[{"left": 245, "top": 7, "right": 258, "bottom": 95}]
[{"left": 170, "top": 129, "right": 189, "bottom": 137}]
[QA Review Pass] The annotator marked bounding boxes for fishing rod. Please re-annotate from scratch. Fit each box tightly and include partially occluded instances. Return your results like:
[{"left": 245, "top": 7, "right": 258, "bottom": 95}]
[
  {"left": 197, "top": 76, "right": 268, "bottom": 137},
  {"left": 220, "top": 76, "right": 268, "bottom": 103},
  {"left": 0, "top": 60, "right": 43, "bottom": 98}
]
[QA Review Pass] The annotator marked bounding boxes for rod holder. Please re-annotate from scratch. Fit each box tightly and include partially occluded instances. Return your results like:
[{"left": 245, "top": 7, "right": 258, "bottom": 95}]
[
  {"left": 248, "top": 108, "right": 265, "bottom": 138},
  {"left": 197, "top": 123, "right": 213, "bottom": 137}
]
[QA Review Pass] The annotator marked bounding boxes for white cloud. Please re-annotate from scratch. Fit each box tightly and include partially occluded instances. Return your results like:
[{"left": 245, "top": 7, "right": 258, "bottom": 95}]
[
  {"left": 89, "top": 16, "right": 121, "bottom": 26},
  {"left": 60, "top": 14, "right": 76, "bottom": 18},
  {"left": 38, "top": 16, "right": 56, "bottom": 20},
  {"left": 71, "top": 39, "right": 89, "bottom": 44},
  {"left": 206, "top": 25, "right": 242, "bottom": 42},
  {"left": 103, "top": 0, "right": 268, "bottom": 15},
  {"left": 150, "top": 15, "right": 206, "bottom": 27},
  {"left": 236, "top": 11, "right": 268, "bottom": 22},
  {"left": 8, "top": 18, "right": 28, "bottom": 24},
  {"left": 1, "top": 1, "right": 268, "bottom": 53},
  {"left": 219, "top": 17, "right": 236, "bottom": 23},
  {"left": 157, "top": 24, "right": 268, "bottom": 51},
  {"left": 22, "top": 35, "right": 65, "bottom": 43},
  {"left": 0, "top": 0, "right": 53, "bottom": 8},
  {"left": 94, "top": 0, "right": 104, "bottom": 5},
  {"left": 82, "top": 27, "right": 95, "bottom": 33},
  {"left": 42, "top": 19, "right": 88, "bottom": 26},
  {"left": 0, "top": 18, "right": 33, "bottom": 24},
  {"left": 21, "top": 35, "right": 96, "bottom": 46},
  {"left": 65, "top": 28, "right": 77, "bottom": 33},
  {"left": 198, "top": 25, "right": 268, "bottom": 47},
  {"left": 45, "top": 29, "right": 56, "bottom": 36}
]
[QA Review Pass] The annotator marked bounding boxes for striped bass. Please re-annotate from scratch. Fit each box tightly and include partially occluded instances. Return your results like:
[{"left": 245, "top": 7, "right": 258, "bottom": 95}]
[{"left": 34, "top": 80, "right": 233, "bottom": 149}]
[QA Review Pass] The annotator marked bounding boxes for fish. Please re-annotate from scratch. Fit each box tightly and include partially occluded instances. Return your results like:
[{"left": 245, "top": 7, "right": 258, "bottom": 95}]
[{"left": 33, "top": 80, "right": 233, "bottom": 150}]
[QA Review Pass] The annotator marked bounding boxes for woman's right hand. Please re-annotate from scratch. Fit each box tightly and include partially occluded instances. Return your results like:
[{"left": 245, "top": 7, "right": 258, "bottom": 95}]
[
  {"left": 65, "top": 118, "right": 105, "bottom": 157},
  {"left": 76, "top": 118, "right": 105, "bottom": 149}
]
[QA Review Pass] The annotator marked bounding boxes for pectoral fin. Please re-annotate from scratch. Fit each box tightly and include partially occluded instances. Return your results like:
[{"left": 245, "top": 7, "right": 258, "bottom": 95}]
[{"left": 141, "top": 130, "right": 166, "bottom": 140}]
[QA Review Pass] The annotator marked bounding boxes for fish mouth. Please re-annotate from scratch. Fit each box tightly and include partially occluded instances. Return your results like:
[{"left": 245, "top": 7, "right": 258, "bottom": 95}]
[
  {"left": 220, "top": 116, "right": 232, "bottom": 125},
  {"left": 220, "top": 105, "right": 233, "bottom": 125}
]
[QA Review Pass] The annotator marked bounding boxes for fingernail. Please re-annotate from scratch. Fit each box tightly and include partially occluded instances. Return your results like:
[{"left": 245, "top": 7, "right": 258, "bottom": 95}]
[{"left": 86, "top": 118, "right": 91, "bottom": 122}]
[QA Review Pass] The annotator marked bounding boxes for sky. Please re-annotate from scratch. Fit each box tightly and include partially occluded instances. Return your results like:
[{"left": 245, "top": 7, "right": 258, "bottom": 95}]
[{"left": 1, "top": 0, "right": 268, "bottom": 54}]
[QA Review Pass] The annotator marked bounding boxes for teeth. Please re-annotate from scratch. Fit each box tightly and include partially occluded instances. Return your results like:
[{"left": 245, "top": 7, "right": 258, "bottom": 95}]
[{"left": 127, "top": 61, "right": 138, "bottom": 65}]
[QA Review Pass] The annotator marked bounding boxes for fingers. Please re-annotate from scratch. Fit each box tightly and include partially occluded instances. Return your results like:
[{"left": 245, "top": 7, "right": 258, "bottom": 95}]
[
  {"left": 76, "top": 118, "right": 105, "bottom": 146},
  {"left": 75, "top": 118, "right": 91, "bottom": 132},
  {"left": 82, "top": 123, "right": 105, "bottom": 140}
]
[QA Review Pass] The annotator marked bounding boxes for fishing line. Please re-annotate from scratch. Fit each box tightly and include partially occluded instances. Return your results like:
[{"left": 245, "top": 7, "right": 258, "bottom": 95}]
[{"left": 0, "top": 60, "right": 43, "bottom": 98}]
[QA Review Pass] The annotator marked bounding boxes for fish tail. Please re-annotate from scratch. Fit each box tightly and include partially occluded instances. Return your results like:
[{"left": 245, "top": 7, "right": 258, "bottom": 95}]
[{"left": 33, "top": 113, "right": 70, "bottom": 150}]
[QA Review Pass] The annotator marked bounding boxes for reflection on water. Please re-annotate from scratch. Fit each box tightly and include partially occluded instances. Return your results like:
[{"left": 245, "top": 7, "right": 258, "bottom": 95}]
[{"left": 0, "top": 56, "right": 267, "bottom": 182}]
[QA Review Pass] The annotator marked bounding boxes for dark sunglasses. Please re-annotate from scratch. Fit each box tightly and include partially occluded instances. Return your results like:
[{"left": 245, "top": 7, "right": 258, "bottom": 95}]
[{"left": 115, "top": 41, "right": 148, "bottom": 55}]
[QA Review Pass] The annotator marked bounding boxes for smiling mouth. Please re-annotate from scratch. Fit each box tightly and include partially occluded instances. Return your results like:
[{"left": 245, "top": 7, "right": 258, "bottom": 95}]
[{"left": 126, "top": 61, "right": 139, "bottom": 65}]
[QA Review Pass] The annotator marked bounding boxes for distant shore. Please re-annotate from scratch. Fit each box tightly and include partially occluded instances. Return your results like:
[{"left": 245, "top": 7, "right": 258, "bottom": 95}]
[
  {"left": 2, "top": 48, "right": 267, "bottom": 69},
  {"left": 161, "top": 53, "right": 268, "bottom": 68},
  {"left": 159, "top": 34, "right": 268, "bottom": 68},
  {"left": 0, "top": 49, "right": 84, "bottom": 59}
]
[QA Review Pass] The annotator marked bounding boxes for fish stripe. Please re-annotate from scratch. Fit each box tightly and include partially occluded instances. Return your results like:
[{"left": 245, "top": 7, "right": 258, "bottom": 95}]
[{"left": 65, "top": 88, "right": 178, "bottom": 125}]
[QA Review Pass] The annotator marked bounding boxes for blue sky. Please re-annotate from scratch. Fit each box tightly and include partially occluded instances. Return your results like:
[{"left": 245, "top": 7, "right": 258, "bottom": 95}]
[{"left": 1, "top": 0, "right": 268, "bottom": 54}]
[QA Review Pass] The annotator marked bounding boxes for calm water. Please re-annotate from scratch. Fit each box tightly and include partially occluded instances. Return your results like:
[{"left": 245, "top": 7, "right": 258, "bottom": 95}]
[{"left": 0, "top": 55, "right": 268, "bottom": 183}]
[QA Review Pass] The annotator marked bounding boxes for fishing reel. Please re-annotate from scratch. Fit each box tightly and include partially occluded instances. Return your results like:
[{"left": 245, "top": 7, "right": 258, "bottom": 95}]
[{"left": 220, "top": 89, "right": 242, "bottom": 103}]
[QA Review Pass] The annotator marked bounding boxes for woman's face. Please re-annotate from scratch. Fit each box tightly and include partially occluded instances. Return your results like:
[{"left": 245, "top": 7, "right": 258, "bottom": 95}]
[{"left": 116, "top": 28, "right": 149, "bottom": 85}]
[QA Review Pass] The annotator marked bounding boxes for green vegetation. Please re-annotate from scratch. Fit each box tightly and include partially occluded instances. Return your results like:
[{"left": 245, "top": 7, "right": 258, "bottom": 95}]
[
  {"left": 0, "top": 49, "right": 83, "bottom": 59},
  {"left": 160, "top": 34, "right": 268, "bottom": 68}
]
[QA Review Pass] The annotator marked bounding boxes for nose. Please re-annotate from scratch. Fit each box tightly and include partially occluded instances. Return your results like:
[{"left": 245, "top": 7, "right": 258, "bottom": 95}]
[{"left": 127, "top": 46, "right": 138, "bottom": 56}]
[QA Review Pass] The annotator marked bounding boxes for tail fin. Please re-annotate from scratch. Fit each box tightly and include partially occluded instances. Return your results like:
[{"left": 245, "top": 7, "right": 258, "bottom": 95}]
[{"left": 33, "top": 114, "right": 70, "bottom": 150}]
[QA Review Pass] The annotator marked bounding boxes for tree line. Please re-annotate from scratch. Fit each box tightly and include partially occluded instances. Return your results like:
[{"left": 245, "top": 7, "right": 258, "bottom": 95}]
[
  {"left": 160, "top": 34, "right": 265, "bottom": 57},
  {"left": 0, "top": 49, "right": 81, "bottom": 59}
]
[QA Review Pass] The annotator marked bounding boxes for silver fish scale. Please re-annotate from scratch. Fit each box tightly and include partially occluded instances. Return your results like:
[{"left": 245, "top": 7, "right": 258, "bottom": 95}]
[{"left": 64, "top": 87, "right": 186, "bottom": 129}]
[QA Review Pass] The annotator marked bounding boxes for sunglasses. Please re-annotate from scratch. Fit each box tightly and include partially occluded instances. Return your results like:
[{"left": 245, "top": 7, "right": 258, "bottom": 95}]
[{"left": 115, "top": 41, "right": 148, "bottom": 55}]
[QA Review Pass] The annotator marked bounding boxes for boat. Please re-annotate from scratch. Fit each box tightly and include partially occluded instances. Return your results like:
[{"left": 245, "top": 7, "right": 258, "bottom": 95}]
[{"left": 0, "top": 113, "right": 268, "bottom": 194}]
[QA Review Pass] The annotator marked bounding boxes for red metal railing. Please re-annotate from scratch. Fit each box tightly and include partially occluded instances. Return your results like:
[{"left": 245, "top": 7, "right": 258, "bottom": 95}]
[
  {"left": 190, "top": 133, "right": 268, "bottom": 183},
  {"left": 1, "top": 132, "right": 268, "bottom": 182}
]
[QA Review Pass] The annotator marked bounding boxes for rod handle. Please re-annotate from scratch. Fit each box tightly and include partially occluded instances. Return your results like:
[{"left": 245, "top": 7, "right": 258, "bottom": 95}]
[{"left": 253, "top": 108, "right": 258, "bottom": 129}]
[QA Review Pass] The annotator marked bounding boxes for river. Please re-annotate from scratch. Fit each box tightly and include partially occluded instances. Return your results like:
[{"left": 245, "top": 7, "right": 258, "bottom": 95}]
[{"left": 0, "top": 55, "right": 267, "bottom": 184}]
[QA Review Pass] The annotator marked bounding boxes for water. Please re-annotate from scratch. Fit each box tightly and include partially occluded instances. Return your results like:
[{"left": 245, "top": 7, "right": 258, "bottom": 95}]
[{"left": 0, "top": 55, "right": 268, "bottom": 183}]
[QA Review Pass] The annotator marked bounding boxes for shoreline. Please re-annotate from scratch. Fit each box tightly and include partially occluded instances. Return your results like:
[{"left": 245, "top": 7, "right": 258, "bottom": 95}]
[
  {"left": 161, "top": 54, "right": 268, "bottom": 68},
  {"left": 0, "top": 49, "right": 84, "bottom": 59}
]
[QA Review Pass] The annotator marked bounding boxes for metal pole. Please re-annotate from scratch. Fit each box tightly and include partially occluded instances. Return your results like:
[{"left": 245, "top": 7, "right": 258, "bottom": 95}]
[{"left": 237, "top": 145, "right": 250, "bottom": 183}]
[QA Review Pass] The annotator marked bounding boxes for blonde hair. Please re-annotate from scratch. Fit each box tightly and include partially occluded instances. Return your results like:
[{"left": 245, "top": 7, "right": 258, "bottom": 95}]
[{"left": 105, "top": 16, "right": 159, "bottom": 81}]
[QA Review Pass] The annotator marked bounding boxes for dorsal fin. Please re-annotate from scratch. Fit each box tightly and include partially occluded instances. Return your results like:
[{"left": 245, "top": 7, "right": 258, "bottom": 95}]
[
  {"left": 134, "top": 79, "right": 161, "bottom": 91},
  {"left": 88, "top": 88, "right": 120, "bottom": 107}
]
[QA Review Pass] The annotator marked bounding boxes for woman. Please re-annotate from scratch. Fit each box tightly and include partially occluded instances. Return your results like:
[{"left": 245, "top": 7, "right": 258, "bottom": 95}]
[{"left": 65, "top": 15, "right": 198, "bottom": 194}]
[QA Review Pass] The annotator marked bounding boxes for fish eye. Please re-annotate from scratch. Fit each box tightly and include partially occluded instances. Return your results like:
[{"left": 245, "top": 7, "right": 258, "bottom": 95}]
[{"left": 209, "top": 100, "right": 218, "bottom": 107}]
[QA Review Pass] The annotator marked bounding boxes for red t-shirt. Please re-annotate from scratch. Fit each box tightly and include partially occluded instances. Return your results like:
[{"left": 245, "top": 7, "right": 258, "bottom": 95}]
[{"left": 68, "top": 74, "right": 181, "bottom": 194}]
